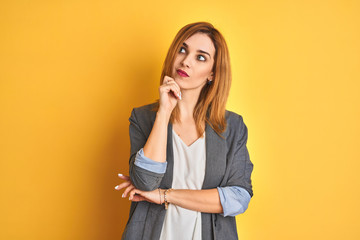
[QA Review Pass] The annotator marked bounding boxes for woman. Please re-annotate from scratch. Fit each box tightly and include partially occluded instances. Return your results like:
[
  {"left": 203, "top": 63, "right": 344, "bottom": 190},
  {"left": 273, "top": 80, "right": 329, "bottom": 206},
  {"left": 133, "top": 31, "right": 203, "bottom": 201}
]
[{"left": 115, "top": 22, "right": 254, "bottom": 240}]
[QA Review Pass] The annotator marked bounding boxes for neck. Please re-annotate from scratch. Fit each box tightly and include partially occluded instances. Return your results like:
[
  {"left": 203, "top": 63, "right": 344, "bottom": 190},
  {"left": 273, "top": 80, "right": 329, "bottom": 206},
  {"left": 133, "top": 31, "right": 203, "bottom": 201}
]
[{"left": 176, "top": 88, "right": 201, "bottom": 122}]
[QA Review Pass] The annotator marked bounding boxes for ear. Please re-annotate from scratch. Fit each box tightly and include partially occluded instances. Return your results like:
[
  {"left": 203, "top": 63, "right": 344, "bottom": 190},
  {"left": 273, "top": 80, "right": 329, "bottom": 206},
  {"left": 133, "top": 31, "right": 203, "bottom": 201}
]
[{"left": 208, "top": 72, "right": 214, "bottom": 81}]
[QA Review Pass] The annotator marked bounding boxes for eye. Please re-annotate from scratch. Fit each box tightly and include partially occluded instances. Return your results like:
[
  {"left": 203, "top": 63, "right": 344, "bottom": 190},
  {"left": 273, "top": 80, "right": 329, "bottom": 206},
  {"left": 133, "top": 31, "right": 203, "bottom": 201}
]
[
  {"left": 198, "top": 55, "right": 206, "bottom": 61},
  {"left": 179, "top": 47, "right": 186, "bottom": 53}
]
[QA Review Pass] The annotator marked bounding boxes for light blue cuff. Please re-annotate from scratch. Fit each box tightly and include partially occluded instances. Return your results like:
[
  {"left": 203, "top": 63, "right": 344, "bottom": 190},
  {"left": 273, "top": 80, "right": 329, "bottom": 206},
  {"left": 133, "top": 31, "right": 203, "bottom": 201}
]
[
  {"left": 217, "top": 186, "right": 251, "bottom": 217},
  {"left": 134, "top": 148, "right": 167, "bottom": 174}
]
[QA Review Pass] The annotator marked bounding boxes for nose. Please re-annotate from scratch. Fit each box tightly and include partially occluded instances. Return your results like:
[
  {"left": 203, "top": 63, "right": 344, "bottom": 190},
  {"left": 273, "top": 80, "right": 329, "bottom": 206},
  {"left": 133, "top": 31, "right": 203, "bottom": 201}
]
[{"left": 181, "top": 54, "right": 191, "bottom": 68}]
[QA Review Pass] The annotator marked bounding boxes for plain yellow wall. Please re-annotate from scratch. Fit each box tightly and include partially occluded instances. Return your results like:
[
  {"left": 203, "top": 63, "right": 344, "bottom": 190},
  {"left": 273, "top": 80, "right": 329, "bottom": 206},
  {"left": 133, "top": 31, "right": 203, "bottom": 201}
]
[{"left": 1, "top": 0, "right": 359, "bottom": 239}]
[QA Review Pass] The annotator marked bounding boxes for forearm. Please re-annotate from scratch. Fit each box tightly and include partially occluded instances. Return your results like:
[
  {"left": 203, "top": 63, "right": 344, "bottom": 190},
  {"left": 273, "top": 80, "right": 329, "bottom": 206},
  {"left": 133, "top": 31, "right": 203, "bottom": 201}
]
[
  {"left": 166, "top": 188, "right": 223, "bottom": 214},
  {"left": 143, "top": 110, "right": 170, "bottom": 163}
]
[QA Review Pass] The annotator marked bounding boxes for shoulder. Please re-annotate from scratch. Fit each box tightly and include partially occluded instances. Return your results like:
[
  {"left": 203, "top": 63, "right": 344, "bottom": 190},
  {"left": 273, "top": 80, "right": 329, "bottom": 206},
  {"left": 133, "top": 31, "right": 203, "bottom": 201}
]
[
  {"left": 224, "top": 109, "right": 248, "bottom": 140},
  {"left": 225, "top": 109, "right": 246, "bottom": 130},
  {"left": 129, "top": 102, "right": 158, "bottom": 134},
  {"left": 132, "top": 101, "right": 158, "bottom": 113},
  {"left": 131, "top": 102, "right": 158, "bottom": 119}
]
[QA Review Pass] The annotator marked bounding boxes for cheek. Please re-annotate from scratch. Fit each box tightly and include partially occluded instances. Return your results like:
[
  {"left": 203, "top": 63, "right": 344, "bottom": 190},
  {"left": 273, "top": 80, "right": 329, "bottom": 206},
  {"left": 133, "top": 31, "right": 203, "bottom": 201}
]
[
  {"left": 172, "top": 58, "right": 181, "bottom": 71},
  {"left": 173, "top": 56, "right": 181, "bottom": 66},
  {"left": 196, "top": 64, "right": 213, "bottom": 77}
]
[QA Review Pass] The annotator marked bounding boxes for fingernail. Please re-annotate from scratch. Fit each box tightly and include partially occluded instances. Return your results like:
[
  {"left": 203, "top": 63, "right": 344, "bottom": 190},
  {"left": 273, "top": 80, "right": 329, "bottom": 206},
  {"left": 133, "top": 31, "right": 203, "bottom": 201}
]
[
  {"left": 115, "top": 185, "right": 119, "bottom": 190},
  {"left": 179, "top": 92, "right": 182, "bottom": 100},
  {"left": 118, "top": 173, "right": 123, "bottom": 177},
  {"left": 129, "top": 197, "right": 131, "bottom": 200},
  {"left": 122, "top": 193, "right": 125, "bottom": 198}
]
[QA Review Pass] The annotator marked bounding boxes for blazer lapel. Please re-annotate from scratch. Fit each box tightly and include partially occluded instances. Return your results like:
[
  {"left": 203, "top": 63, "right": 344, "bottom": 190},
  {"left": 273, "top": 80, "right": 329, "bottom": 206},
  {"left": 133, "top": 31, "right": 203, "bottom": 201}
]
[
  {"left": 202, "top": 122, "right": 227, "bottom": 189},
  {"left": 159, "top": 122, "right": 174, "bottom": 189}
]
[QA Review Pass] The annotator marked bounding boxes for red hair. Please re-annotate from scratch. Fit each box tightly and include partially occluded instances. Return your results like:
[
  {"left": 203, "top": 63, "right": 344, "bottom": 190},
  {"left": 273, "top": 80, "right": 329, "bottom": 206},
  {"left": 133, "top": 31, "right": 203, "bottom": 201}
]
[{"left": 152, "top": 22, "right": 232, "bottom": 139}]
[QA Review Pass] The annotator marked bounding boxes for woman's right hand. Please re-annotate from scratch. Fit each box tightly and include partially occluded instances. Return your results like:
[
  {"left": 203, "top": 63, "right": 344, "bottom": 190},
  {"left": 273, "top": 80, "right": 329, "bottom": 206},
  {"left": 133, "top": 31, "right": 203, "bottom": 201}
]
[{"left": 158, "top": 76, "right": 181, "bottom": 114}]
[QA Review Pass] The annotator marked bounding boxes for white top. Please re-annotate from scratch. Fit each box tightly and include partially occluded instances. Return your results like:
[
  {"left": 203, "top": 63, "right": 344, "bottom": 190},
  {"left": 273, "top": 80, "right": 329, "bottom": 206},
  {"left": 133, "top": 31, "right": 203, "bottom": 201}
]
[{"left": 159, "top": 129, "right": 206, "bottom": 240}]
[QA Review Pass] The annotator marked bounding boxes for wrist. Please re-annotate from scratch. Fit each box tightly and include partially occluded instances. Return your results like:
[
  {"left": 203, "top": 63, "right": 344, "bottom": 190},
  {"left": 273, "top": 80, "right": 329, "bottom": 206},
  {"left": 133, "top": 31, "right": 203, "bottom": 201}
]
[
  {"left": 166, "top": 189, "right": 173, "bottom": 203},
  {"left": 164, "top": 188, "right": 173, "bottom": 209},
  {"left": 157, "top": 109, "right": 171, "bottom": 120},
  {"left": 160, "top": 189, "right": 166, "bottom": 205}
]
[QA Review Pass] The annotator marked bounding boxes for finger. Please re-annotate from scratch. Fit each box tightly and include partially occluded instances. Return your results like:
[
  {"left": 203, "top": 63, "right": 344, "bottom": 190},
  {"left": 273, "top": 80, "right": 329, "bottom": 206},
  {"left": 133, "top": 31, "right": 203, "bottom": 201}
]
[
  {"left": 167, "top": 83, "right": 181, "bottom": 97},
  {"left": 160, "top": 84, "right": 181, "bottom": 100},
  {"left": 117, "top": 173, "right": 130, "bottom": 180},
  {"left": 163, "top": 76, "right": 174, "bottom": 85},
  {"left": 114, "top": 181, "right": 131, "bottom": 190},
  {"left": 129, "top": 188, "right": 141, "bottom": 201},
  {"left": 163, "top": 78, "right": 181, "bottom": 94},
  {"left": 131, "top": 195, "right": 147, "bottom": 202},
  {"left": 129, "top": 188, "right": 144, "bottom": 200},
  {"left": 123, "top": 185, "right": 135, "bottom": 198},
  {"left": 171, "top": 88, "right": 182, "bottom": 100}
]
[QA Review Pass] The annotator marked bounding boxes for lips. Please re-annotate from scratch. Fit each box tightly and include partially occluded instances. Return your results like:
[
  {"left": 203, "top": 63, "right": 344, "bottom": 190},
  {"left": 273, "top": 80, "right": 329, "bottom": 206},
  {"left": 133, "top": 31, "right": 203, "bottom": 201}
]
[{"left": 176, "top": 69, "right": 189, "bottom": 77}]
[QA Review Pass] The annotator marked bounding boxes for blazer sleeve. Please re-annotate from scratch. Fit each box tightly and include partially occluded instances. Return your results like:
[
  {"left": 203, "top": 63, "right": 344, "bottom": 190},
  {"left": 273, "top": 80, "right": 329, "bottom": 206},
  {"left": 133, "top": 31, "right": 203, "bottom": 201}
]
[
  {"left": 128, "top": 108, "right": 165, "bottom": 191},
  {"left": 226, "top": 115, "right": 254, "bottom": 197}
]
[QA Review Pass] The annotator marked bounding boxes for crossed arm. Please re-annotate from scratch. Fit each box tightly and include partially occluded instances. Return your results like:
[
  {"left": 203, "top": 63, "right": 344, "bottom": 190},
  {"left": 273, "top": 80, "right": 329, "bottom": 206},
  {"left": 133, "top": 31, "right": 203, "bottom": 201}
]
[
  {"left": 116, "top": 174, "right": 223, "bottom": 214},
  {"left": 115, "top": 149, "right": 251, "bottom": 216}
]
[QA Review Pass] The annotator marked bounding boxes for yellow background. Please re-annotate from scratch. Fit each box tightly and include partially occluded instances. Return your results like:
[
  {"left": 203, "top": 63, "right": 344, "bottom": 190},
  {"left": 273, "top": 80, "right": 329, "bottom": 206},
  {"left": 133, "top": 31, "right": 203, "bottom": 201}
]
[{"left": 1, "top": 0, "right": 359, "bottom": 239}]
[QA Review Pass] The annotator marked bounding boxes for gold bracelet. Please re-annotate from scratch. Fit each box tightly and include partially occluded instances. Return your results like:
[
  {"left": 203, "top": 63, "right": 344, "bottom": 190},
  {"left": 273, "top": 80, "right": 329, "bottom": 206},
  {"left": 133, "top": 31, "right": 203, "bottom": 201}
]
[{"left": 164, "top": 188, "right": 173, "bottom": 209}]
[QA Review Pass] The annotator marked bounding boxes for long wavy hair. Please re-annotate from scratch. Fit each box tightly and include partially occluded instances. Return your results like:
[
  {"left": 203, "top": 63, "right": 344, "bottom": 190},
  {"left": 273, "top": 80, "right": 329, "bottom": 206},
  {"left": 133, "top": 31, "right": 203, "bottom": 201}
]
[{"left": 152, "top": 22, "right": 232, "bottom": 139}]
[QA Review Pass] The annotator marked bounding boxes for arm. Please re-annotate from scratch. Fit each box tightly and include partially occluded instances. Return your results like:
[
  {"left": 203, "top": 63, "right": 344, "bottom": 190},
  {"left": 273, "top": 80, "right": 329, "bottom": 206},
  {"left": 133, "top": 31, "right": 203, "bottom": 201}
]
[
  {"left": 129, "top": 149, "right": 248, "bottom": 215},
  {"left": 128, "top": 187, "right": 224, "bottom": 213},
  {"left": 227, "top": 115, "right": 254, "bottom": 197},
  {"left": 164, "top": 186, "right": 251, "bottom": 215},
  {"left": 126, "top": 183, "right": 251, "bottom": 216},
  {"left": 128, "top": 108, "right": 170, "bottom": 191},
  {"left": 131, "top": 152, "right": 247, "bottom": 215},
  {"left": 129, "top": 76, "right": 181, "bottom": 191},
  {"left": 165, "top": 188, "right": 223, "bottom": 213},
  {"left": 132, "top": 149, "right": 251, "bottom": 216},
  {"left": 142, "top": 75, "right": 180, "bottom": 163},
  {"left": 142, "top": 109, "right": 170, "bottom": 163}
]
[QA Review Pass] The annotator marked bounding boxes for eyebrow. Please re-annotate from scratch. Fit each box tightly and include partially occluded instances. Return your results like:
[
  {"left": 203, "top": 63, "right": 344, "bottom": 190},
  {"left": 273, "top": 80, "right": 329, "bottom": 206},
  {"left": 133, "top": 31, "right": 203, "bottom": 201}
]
[{"left": 182, "top": 42, "right": 211, "bottom": 59}]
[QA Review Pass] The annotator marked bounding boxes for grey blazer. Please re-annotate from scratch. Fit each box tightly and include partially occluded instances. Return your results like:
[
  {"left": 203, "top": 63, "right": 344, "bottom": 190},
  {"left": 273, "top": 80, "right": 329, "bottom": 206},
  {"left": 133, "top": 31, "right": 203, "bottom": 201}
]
[{"left": 122, "top": 102, "right": 254, "bottom": 240}]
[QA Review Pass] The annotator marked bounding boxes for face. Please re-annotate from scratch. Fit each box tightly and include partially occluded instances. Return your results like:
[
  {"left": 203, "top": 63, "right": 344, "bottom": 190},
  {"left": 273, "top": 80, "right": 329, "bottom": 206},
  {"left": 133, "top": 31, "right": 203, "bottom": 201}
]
[{"left": 172, "top": 32, "right": 215, "bottom": 90}]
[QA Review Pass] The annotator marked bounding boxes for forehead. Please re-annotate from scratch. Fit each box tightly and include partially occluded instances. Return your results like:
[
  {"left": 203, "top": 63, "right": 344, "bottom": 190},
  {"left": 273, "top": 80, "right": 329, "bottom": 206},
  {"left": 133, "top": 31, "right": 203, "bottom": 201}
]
[{"left": 183, "top": 33, "right": 215, "bottom": 55}]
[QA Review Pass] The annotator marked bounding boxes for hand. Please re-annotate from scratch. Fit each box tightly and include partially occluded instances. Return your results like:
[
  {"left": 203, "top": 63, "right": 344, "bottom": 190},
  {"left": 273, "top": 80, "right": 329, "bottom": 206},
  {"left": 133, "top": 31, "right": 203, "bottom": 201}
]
[
  {"left": 158, "top": 76, "right": 182, "bottom": 114},
  {"left": 129, "top": 188, "right": 165, "bottom": 205},
  {"left": 114, "top": 173, "right": 138, "bottom": 199},
  {"left": 114, "top": 174, "right": 164, "bottom": 204}
]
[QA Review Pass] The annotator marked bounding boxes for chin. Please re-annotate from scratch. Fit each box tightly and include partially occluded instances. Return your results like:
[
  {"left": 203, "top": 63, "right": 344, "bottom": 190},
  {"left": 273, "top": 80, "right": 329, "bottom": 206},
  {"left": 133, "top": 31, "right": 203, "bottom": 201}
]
[
  {"left": 175, "top": 80, "right": 183, "bottom": 88},
  {"left": 173, "top": 75, "right": 183, "bottom": 83}
]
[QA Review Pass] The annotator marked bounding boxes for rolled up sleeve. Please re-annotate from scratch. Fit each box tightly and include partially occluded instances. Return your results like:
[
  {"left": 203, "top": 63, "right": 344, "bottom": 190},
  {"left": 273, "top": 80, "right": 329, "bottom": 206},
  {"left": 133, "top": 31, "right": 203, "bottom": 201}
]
[
  {"left": 217, "top": 186, "right": 251, "bottom": 217},
  {"left": 134, "top": 148, "right": 168, "bottom": 174}
]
